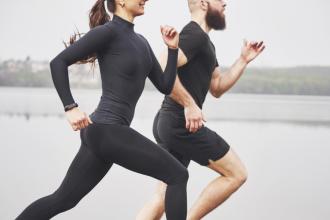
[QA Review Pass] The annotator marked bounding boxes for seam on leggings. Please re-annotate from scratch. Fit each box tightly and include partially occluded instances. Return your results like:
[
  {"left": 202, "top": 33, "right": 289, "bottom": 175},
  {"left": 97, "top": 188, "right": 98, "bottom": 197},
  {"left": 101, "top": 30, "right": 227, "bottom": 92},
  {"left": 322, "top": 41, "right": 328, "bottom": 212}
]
[{"left": 81, "top": 127, "right": 110, "bottom": 165}]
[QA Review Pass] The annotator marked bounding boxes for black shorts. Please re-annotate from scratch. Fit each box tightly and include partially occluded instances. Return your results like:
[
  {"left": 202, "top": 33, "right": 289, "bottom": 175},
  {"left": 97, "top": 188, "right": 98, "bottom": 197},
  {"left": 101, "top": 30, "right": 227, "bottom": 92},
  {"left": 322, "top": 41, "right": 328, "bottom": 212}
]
[{"left": 153, "top": 109, "right": 230, "bottom": 167}]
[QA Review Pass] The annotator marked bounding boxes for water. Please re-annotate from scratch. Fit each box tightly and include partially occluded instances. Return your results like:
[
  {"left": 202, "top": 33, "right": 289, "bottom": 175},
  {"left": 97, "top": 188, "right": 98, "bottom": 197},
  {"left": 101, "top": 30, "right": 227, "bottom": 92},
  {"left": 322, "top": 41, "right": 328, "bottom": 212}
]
[{"left": 1, "top": 88, "right": 330, "bottom": 220}]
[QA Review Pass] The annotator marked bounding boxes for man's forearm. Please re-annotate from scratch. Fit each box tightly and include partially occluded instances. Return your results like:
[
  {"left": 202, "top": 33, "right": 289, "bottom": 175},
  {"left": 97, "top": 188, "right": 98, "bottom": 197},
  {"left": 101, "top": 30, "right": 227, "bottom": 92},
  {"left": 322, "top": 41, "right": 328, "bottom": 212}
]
[
  {"left": 170, "top": 76, "right": 195, "bottom": 107},
  {"left": 217, "top": 57, "right": 248, "bottom": 95}
]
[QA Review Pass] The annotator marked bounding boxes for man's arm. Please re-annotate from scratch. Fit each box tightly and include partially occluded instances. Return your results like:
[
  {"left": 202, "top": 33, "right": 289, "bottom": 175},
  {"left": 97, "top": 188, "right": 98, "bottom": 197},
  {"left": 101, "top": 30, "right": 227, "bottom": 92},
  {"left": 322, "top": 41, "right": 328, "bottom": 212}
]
[
  {"left": 210, "top": 40, "right": 265, "bottom": 98},
  {"left": 158, "top": 49, "right": 205, "bottom": 133},
  {"left": 209, "top": 58, "right": 247, "bottom": 98}
]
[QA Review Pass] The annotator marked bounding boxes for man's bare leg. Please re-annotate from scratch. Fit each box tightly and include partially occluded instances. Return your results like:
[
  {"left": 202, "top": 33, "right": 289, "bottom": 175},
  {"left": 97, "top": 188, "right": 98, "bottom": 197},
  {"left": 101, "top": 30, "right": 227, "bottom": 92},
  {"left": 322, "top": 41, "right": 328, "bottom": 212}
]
[
  {"left": 136, "top": 181, "right": 166, "bottom": 220},
  {"left": 136, "top": 148, "right": 247, "bottom": 220},
  {"left": 187, "top": 148, "right": 248, "bottom": 220}
]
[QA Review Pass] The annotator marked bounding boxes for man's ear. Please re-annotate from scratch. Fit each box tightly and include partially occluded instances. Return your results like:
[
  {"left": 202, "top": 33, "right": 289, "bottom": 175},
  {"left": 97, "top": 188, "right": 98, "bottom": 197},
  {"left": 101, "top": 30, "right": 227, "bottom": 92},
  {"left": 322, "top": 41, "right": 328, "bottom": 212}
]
[{"left": 200, "top": 0, "right": 209, "bottom": 11}]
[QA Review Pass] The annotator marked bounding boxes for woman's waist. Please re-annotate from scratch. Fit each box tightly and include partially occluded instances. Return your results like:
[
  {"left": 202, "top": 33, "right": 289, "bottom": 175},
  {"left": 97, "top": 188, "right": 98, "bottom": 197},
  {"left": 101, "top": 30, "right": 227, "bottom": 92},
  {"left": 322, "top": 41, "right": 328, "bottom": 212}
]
[{"left": 91, "top": 97, "right": 135, "bottom": 126}]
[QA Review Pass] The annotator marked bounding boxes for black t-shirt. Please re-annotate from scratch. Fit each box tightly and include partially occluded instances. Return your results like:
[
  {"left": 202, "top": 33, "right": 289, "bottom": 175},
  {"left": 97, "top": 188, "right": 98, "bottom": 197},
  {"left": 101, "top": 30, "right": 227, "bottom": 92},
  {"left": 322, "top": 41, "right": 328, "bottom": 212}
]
[
  {"left": 162, "top": 21, "right": 218, "bottom": 111},
  {"left": 50, "top": 15, "right": 178, "bottom": 125}
]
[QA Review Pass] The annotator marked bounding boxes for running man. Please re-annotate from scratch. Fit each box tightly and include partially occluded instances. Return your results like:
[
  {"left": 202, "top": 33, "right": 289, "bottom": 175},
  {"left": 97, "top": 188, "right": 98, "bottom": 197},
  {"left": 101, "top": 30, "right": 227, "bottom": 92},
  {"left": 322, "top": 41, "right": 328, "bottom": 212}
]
[{"left": 136, "top": 0, "right": 265, "bottom": 219}]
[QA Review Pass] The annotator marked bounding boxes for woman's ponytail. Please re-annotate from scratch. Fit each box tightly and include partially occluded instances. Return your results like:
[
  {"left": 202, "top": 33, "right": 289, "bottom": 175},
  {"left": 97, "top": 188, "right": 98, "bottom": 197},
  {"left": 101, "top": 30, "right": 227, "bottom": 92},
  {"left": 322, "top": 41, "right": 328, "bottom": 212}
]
[
  {"left": 64, "top": 0, "right": 116, "bottom": 65},
  {"left": 89, "top": 0, "right": 112, "bottom": 28}
]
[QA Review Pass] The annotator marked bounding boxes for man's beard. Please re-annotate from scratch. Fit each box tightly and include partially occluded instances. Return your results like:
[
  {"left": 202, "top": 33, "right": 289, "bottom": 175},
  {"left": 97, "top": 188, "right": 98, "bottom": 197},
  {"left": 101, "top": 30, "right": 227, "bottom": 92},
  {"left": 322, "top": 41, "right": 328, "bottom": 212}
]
[{"left": 206, "top": 6, "right": 226, "bottom": 30}]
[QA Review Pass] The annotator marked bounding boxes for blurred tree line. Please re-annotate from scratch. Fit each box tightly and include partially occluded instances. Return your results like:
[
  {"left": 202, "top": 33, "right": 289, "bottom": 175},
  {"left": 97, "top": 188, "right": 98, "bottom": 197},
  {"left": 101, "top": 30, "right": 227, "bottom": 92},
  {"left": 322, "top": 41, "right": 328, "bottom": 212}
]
[
  {"left": 228, "top": 66, "right": 330, "bottom": 96},
  {"left": 0, "top": 58, "right": 329, "bottom": 96}
]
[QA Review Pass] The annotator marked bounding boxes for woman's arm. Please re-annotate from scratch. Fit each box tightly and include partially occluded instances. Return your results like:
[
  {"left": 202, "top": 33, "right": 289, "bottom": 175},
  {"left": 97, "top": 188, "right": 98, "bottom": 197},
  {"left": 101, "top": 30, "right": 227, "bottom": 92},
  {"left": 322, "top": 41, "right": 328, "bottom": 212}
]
[
  {"left": 50, "top": 25, "right": 114, "bottom": 108},
  {"left": 147, "top": 25, "right": 179, "bottom": 95},
  {"left": 148, "top": 47, "right": 179, "bottom": 95}
]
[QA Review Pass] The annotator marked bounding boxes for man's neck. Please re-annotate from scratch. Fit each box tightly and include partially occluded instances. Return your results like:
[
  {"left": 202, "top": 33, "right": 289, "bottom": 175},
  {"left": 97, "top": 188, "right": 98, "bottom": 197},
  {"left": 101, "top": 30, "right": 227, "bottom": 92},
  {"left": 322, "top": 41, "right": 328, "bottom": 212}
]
[{"left": 191, "top": 14, "right": 211, "bottom": 33}]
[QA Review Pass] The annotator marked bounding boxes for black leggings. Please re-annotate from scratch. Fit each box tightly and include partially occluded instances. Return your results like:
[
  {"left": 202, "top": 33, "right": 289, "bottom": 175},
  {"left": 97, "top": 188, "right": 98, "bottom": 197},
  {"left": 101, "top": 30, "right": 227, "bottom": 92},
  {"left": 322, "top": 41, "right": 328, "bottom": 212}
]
[{"left": 16, "top": 123, "right": 188, "bottom": 220}]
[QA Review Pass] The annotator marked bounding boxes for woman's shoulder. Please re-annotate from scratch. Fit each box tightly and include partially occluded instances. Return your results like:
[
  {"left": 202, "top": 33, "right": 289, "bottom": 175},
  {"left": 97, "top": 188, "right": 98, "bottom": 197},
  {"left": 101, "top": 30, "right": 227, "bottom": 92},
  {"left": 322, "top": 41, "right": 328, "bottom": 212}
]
[
  {"left": 136, "top": 33, "right": 148, "bottom": 41},
  {"left": 135, "top": 33, "right": 151, "bottom": 48},
  {"left": 103, "top": 20, "right": 119, "bottom": 32},
  {"left": 85, "top": 21, "right": 119, "bottom": 40}
]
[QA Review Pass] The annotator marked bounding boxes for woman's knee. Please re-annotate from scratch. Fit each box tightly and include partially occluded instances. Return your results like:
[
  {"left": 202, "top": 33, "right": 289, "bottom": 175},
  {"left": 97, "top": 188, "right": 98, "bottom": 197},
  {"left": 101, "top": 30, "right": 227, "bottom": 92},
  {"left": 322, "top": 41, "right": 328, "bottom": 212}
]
[
  {"left": 51, "top": 191, "right": 80, "bottom": 212},
  {"left": 60, "top": 199, "right": 79, "bottom": 212},
  {"left": 166, "top": 165, "right": 189, "bottom": 185}
]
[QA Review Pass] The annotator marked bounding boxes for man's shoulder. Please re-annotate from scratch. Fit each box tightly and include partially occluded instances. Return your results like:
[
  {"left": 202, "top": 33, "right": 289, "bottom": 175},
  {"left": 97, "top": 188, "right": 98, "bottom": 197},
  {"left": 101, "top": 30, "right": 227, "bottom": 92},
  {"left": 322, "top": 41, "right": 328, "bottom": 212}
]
[
  {"left": 181, "top": 21, "right": 204, "bottom": 35},
  {"left": 180, "top": 21, "right": 208, "bottom": 44}
]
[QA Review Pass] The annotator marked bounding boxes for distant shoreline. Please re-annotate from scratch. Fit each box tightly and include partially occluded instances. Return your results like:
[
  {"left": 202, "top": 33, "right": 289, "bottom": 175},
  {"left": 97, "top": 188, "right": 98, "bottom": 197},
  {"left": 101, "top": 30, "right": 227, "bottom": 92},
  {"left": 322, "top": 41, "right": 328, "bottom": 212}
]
[{"left": 1, "top": 87, "right": 329, "bottom": 125}]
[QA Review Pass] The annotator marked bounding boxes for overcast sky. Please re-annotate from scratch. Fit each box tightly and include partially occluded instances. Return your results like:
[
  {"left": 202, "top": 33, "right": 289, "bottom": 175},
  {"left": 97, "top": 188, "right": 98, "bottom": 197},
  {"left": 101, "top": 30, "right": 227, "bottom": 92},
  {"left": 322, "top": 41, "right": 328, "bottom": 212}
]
[{"left": 0, "top": 0, "right": 329, "bottom": 67}]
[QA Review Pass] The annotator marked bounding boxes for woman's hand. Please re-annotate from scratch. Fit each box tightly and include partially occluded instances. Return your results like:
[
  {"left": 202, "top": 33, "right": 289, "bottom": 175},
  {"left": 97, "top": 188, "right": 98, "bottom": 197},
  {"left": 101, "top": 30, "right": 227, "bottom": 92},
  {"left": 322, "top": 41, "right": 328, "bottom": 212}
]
[
  {"left": 240, "top": 39, "right": 265, "bottom": 64},
  {"left": 65, "top": 107, "right": 93, "bottom": 131},
  {"left": 160, "top": 25, "right": 179, "bottom": 49}
]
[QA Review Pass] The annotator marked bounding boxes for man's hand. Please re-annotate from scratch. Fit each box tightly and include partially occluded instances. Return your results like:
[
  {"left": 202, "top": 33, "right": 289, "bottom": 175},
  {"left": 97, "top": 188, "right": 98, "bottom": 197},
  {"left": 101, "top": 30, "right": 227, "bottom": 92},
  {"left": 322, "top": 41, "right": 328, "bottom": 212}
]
[
  {"left": 184, "top": 102, "right": 206, "bottom": 133},
  {"left": 240, "top": 39, "right": 265, "bottom": 64}
]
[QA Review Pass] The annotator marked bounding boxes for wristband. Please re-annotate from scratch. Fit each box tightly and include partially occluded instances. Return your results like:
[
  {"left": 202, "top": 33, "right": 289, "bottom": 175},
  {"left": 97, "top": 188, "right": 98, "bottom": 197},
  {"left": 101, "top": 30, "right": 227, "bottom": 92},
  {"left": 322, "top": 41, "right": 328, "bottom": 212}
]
[{"left": 64, "top": 103, "right": 78, "bottom": 112}]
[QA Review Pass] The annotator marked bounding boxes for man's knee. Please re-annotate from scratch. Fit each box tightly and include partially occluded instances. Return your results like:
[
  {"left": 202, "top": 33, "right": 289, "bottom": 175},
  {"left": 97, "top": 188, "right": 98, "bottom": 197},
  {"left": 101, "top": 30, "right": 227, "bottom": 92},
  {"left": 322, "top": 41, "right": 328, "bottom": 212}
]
[
  {"left": 232, "top": 167, "right": 248, "bottom": 187},
  {"left": 208, "top": 149, "right": 248, "bottom": 187}
]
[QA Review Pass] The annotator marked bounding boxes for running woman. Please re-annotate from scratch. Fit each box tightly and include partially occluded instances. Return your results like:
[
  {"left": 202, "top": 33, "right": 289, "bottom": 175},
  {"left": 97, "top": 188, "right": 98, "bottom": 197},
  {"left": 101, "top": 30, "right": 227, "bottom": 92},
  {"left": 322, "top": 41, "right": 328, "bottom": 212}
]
[
  {"left": 16, "top": 0, "right": 189, "bottom": 219},
  {"left": 136, "top": 0, "right": 265, "bottom": 219}
]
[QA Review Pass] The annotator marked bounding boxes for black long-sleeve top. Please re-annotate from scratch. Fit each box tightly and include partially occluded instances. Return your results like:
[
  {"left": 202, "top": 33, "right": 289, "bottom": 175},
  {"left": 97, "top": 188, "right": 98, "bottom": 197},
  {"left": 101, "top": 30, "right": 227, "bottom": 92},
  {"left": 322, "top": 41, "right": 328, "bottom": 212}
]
[{"left": 50, "top": 15, "right": 178, "bottom": 125}]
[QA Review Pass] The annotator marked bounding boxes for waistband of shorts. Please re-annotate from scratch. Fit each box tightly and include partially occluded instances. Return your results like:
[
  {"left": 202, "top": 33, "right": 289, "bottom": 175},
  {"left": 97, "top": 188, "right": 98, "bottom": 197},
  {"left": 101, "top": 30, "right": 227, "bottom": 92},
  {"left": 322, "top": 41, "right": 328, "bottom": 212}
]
[{"left": 160, "top": 96, "right": 184, "bottom": 112}]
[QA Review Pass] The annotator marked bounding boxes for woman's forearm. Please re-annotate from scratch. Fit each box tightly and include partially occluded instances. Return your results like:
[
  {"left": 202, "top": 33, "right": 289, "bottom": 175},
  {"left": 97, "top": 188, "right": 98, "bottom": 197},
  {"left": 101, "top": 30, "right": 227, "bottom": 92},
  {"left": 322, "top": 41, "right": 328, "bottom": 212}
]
[
  {"left": 159, "top": 48, "right": 179, "bottom": 94},
  {"left": 50, "top": 56, "right": 75, "bottom": 108},
  {"left": 148, "top": 47, "right": 178, "bottom": 95}
]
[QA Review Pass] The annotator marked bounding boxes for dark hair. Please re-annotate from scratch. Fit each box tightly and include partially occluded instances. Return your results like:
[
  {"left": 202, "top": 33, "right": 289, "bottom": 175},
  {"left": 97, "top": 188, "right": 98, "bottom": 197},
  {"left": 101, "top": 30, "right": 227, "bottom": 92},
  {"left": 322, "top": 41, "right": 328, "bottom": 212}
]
[{"left": 63, "top": 0, "right": 116, "bottom": 65}]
